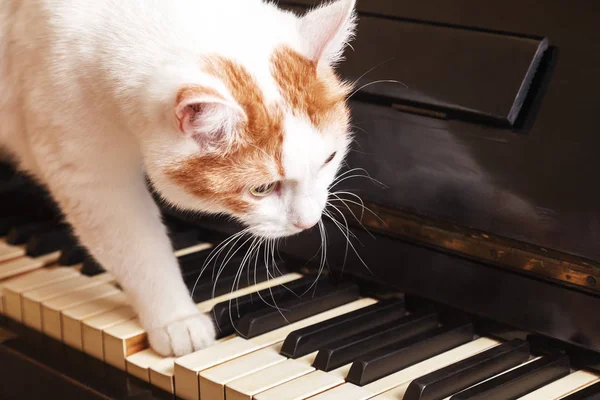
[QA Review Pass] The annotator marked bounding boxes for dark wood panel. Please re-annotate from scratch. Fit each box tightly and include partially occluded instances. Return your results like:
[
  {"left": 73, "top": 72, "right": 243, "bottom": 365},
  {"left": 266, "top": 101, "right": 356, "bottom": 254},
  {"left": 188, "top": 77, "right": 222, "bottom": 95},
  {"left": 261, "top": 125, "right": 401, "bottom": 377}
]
[{"left": 284, "top": 2, "right": 548, "bottom": 125}]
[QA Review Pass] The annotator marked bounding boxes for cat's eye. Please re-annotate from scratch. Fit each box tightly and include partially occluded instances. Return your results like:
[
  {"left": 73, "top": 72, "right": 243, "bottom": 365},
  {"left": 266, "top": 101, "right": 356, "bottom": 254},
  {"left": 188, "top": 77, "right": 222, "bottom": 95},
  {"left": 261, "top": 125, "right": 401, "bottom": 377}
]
[
  {"left": 250, "top": 182, "right": 278, "bottom": 197},
  {"left": 324, "top": 152, "right": 337, "bottom": 165}
]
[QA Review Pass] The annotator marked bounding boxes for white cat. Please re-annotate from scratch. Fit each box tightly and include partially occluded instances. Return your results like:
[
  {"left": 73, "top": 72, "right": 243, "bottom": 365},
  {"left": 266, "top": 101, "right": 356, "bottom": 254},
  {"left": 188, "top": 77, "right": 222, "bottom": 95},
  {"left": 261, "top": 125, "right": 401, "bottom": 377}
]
[{"left": 0, "top": 0, "right": 356, "bottom": 356}]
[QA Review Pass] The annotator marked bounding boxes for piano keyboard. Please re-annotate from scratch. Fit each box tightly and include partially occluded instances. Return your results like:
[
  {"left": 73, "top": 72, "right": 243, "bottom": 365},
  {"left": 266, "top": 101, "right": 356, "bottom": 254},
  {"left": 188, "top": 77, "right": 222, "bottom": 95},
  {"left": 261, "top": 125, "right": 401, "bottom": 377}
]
[{"left": 1, "top": 218, "right": 600, "bottom": 400}]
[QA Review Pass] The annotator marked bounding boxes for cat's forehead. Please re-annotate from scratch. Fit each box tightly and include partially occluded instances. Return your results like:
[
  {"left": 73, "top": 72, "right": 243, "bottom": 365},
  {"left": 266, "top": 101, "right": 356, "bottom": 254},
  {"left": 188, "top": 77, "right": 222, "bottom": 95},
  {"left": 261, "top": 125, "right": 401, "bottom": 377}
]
[{"left": 204, "top": 45, "right": 351, "bottom": 132}]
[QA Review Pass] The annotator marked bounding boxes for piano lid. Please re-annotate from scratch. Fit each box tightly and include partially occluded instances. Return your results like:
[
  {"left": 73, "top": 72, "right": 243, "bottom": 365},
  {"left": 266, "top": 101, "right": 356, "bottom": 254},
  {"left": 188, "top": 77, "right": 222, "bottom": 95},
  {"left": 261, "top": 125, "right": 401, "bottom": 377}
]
[
  {"left": 287, "top": 1, "right": 548, "bottom": 126},
  {"left": 271, "top": 1, "right": 600, "bottom": 289}
]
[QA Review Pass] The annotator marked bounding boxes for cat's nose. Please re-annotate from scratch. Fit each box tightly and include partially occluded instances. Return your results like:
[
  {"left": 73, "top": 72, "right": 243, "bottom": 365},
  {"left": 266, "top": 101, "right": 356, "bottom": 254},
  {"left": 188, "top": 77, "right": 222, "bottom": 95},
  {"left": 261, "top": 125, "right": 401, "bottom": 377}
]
[{"left": 294, "top": 220, "right": 318, "bottom": 230}]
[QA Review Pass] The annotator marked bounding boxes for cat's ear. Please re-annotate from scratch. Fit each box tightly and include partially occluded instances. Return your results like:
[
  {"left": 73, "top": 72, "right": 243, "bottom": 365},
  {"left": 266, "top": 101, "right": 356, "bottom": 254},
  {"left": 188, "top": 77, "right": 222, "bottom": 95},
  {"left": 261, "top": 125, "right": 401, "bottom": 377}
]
[
  {"left": 174, "top": 85, "right": 245, "bottom": 152},
  {"left": 299, "top": 0, "right": 357, "bottom": 66}
]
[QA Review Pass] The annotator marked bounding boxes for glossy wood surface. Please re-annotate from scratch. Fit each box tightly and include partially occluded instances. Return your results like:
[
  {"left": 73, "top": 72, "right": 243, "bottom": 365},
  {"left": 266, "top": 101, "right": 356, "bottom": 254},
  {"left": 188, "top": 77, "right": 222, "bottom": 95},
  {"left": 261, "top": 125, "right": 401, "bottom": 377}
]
[{"left": 283, "top": 0, "right": 600, "bottom": 264}]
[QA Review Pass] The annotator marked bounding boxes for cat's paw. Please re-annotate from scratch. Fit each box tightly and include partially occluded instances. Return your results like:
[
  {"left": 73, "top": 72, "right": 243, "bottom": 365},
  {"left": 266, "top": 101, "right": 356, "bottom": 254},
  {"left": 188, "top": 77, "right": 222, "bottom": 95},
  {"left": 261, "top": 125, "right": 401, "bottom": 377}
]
[{"left": 147, "top": 311, "right": 216, "bottom": 357}]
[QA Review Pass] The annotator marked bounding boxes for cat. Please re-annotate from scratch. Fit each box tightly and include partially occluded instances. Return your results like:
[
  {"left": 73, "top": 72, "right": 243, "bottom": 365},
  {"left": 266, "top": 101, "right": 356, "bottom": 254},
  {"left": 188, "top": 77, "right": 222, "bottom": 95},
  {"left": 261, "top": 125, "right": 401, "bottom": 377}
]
[{"left": 0, "top": 0, "right": 357, "bottom": 356}]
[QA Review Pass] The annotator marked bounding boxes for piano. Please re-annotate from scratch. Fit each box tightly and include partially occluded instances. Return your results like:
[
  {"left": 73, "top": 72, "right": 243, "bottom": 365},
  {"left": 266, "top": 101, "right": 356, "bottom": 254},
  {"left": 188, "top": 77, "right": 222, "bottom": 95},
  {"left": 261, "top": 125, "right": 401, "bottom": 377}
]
[{"left": 1, "top": 0, "right": 600, "bottom": 399}]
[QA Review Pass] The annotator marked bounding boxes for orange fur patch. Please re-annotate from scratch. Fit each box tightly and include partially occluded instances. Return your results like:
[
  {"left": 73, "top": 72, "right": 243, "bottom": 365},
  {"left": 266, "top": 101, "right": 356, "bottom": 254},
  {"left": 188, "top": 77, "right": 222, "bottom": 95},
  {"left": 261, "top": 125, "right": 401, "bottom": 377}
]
[
  {"left": 271, "top": 46, "right": 351, "bottom": 130},
  {"left": 176, "top": 86, "right": 224, "bottom": 104}
]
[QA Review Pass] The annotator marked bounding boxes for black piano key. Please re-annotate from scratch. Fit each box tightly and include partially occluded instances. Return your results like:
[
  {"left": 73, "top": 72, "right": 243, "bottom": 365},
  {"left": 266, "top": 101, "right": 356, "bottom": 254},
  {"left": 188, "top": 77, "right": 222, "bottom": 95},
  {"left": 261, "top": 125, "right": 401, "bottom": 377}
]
[
  {"left": 212, "top": 275, "right": 328, "bottom": 339},
  {"left": 0, "top": 190, "right": 57, "bottom": 220},
  {"left": 81, "top": 257, "right": 105, "bottom": 277},
  {"left": 190, "top": 273, "right": 237, "bottom": 302},
  {"left": 281, "top": 298, "right": 406, "bottom": 359},
  {"left": 183, "top": 252, "right": 270, "bottom": 287},
  {"left": 26, "top": 228, "right": 77, "bottom": 257},
  {"left": 0, "top": 215, "right": 40, "bottom": 236},
  {"left": 179, "top": 251, "right": 232, "bottom": 279},
  {"left": 6, "top": 221, "right": 59, "bottom": 245},
  {"left": 180, "top": 252, "right": 270, "bottom": 282},
  {"left": 314, "top": 310, "right": 439, "bottom": 372},
  {"left": 79, "top": 234, "right": 212, "bottom": 277},
  {"left": 58, "top": 244, "right": 88, "bottom": 266},
  {"left": 237, "top": 281, "right": 360, "bottom": 339},
  {"left": 403, "top": 339, "right": 531, "bottom": 400},
  {"left": 560, "top": 380, "right": 600, "bottom": 400},
  {"left": 346, "top": 320, "right": 474, "bottom": 386},
  {"left": 189, "top": 263, "right": 272, "bottom": 304},
  {"left": 169, "top": 229, "right": 200, "bottom": 251},
  {"left": 450, "top": 354, "right": 570, "bottom": 400}
]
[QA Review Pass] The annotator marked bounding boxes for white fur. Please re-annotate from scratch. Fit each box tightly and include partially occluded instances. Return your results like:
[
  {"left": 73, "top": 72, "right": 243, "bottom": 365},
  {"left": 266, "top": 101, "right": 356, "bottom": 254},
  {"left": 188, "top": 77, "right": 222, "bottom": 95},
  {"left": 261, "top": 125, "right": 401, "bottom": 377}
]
[
  {"left": 244, "top": 114, "right": 350, "bottom": 237},
  {"left": 0, "top": 0, "right": 356, "bottom": 356}
]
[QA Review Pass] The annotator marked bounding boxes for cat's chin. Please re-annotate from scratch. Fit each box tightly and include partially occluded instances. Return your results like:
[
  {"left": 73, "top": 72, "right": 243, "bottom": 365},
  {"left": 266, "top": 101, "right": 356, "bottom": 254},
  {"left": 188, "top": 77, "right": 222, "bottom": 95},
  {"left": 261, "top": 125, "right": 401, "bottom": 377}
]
[{"left": 247, "top": 225, "right": 305, "bottom": 239}]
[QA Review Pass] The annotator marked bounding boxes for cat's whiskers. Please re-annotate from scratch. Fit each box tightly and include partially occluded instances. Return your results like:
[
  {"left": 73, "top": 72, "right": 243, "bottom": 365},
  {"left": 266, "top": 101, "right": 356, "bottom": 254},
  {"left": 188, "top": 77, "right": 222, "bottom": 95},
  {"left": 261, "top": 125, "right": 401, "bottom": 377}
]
[
  {"left": 326, "top": 203, "right": 359, "bottom": 242},
  {"left": 331, "top": 166, "right": 365, "bottom": 182},
  {"left": 330, "top": 167, "right": 376, "bottom": 186},
  {"left": 263, "top": 237, "right": 290, "bottom": 323},
  {"left": 206, "top": 230, "right": 250, "bottom": 287},
  {"left": 323, "top": 207, "right": 374, "bottom": 276},
  {"left": 328, "top": 193, "right": 375, "bottom": 239},
  {"left": 323, "top": 165, "right": 385, "bottom": 277},
  {"left": 211, "top": 234, "right": 255, "bottom": 299},
  {"left": 347, "top": 79, "right": 408, "bottom": 100},
  {"left": 330, "top": 167, "right": 387, "bottom": 190},
  {"left": 331, "top": 191, "right": 365, "bottom": 221},
  {"left": 224, "top": 236, "right": 264, "bottom": 337},
  {"left": 349, "top": 124, "right": 369, "bottom": 136},
  {"left": 199, "top": 228, "right": 249, "bottom": 280},
  {"left": 323, "top": 207, "right": 351, "bottom": 273},
  {"left": 191, "top": 228, "right": 249, "bottom": 298},
  {"left": 308, "top": 219, "right": 328, "bottom": 295},
  {"left": 349, "top": 58, "right": 397, "bottom": 90},
  {"left": 330, "top": 190, "right": 386, "bottom": 227}
]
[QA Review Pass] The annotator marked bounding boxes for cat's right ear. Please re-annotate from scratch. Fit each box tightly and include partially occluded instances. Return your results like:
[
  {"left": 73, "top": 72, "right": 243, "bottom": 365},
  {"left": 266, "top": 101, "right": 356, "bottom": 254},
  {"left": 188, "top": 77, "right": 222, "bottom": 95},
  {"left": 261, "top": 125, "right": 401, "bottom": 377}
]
[
  {"left": 175, "top": 85, "right": 246, "bottom": 152},
  {"left": 300, "top": 0, "right": 357, "bottom": 66}
]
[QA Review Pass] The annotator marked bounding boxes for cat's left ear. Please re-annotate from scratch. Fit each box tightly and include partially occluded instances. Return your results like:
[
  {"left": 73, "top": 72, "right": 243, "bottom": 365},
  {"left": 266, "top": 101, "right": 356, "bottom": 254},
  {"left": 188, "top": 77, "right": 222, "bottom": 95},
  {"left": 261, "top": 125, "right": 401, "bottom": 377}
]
[
  {"left": 299, "top": 0, "right": 357, "bottom": 66},
  {"left": 174, "top": 84, "right": 246, "bottom": 152}
]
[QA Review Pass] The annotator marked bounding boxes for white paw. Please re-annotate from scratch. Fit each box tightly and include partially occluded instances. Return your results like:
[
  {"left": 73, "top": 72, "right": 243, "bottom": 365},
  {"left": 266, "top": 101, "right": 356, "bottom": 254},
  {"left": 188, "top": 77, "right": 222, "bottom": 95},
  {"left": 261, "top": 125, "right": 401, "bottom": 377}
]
[{"left": 147, "top": 311, "right": 216, "bottom": 357}]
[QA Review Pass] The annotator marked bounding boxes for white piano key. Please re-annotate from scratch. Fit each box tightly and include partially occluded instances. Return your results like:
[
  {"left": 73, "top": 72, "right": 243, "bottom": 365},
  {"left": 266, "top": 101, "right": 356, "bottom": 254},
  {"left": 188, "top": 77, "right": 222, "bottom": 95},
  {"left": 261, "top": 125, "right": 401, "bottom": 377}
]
[
  {"left": 254, "top": 363, "right": 351, "bottom": 400},
  {"left": 225, "top": 352, "right": 318, "bottom": 400},
  {"left": 127, "top": 348, "right": 166, "bottom": 382},
  {"left": 2, "top": 267, "right": 79, "bottom": 320},
  {"left": 173, "top": 242, "right": 212, "bottom": 258},
  {"left": 369, "top": 394, "right": 392, "bottom": 400},
  {"left": 0, "top": 251, "right": 60, "bottom": 281},
  {"left": 175, "top": 298, "right": 377, "bottom": 400},
  {"left": 126, "top": 334, "right": 235, "bottom": 393},
  {"left": 149, "top": 357, "right": 178, "bottom": 393},
  {"left": 21, "top": 274, "right": 111, "bottom": 331},
  {"left": 62, "top": 292, "right": 129, "bottom": 350},
  {"left": 41, "top": 283, "right": 121, "bottom": 340},
  {"left": 517, "top": 370, "right": 600, "bottom": 399},
  {"left": 0, "top": 241, "right": 25, "bottom": 263},
  {"left": 82, "top": 306, "right": 137, "bottom": 360},
  {"left": 199, "top": 343, "right": 286, "bottom": 400}
]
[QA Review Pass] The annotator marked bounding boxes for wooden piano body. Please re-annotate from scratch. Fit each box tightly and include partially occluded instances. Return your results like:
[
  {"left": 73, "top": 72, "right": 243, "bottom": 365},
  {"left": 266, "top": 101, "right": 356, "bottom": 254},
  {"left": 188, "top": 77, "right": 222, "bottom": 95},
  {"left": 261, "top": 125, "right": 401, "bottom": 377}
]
[{"left": 1, "top": 0, "right": 600, "bottom": 398}]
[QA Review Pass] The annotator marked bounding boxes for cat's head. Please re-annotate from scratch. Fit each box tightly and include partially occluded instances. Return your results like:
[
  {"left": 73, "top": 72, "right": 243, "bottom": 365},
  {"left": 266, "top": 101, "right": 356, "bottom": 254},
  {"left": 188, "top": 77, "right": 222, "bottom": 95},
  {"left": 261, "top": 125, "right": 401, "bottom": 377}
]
[{"left": 149, "top": 0, "right": 356, "bottom": 238}]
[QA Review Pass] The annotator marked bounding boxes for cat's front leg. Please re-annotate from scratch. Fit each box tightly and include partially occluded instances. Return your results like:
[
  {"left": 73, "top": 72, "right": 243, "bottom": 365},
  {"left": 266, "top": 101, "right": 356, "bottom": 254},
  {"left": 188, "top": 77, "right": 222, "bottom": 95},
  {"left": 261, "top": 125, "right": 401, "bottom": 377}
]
[{"left": 47, "top": 173, "right": 215, "bottom": 356}]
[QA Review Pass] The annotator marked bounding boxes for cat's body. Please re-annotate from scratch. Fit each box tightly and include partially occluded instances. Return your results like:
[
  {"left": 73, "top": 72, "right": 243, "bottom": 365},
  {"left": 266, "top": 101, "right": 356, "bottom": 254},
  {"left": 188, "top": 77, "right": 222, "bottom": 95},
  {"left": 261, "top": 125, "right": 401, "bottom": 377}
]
[{"left": 0, "top": 0, "right": 356, "bottom": 355}]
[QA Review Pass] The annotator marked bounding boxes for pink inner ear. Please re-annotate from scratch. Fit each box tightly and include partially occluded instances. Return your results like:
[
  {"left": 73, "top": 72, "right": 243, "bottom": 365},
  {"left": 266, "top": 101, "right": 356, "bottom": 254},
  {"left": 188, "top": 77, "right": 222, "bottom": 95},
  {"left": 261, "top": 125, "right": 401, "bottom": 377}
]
[
  {"left": 175, "top": 103, "right": 201, "bottom": 134},
  {"left": 175, "top": 86, "right": 226, "bottom": 135}
]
